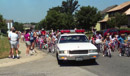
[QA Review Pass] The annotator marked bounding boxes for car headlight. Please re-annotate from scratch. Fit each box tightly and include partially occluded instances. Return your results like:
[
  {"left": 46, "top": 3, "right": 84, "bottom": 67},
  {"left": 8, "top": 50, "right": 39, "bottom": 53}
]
[
  {"left": 64, "top": 50, "right": 68, "bottom": 54},
  {"left": 89, "top": 50, "right": 97, "bottom": 53},
  {"left": 59, "top": 50, "right": 68, "bottom": 54},
  {"left": 59, "top": 51, "right": 64, "bottom": 54}
]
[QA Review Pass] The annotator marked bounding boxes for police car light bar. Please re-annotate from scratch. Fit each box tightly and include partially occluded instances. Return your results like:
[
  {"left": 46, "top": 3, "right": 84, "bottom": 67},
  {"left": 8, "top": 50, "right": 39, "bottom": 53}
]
[
  {"left": 60, "top": 30, "right": 70, "bottom": 33},
  {"left": 60, "top": 29, "right": 85, "bottom": 33},
  {"left": 75, "top": 29, "right": 85, "bottom": 33}
]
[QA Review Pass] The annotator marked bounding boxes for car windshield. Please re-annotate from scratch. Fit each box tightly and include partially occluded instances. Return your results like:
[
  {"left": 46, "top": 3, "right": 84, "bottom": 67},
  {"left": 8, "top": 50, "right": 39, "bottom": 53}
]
[{"left": 59, "top": 35, "right": 89, "bottom": 43}]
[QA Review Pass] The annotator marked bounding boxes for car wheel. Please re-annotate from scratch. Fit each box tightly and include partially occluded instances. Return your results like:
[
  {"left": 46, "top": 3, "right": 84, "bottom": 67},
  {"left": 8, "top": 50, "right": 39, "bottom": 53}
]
[
  {"left": 56, "top": 53, "right": 63, "bottom": 65},
  {"left": 89, "top": 59, "right": 96, "bottom": 63}
]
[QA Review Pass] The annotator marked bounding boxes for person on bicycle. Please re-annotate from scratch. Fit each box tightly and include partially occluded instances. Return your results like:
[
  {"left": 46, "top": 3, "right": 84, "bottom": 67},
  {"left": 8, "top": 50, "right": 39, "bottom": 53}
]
[
  {"left": 117, "top": 34, "right": 126, "bottom": 56},
  {"left": 127, "top": 34, "right": 130, "bottom": 42},
  {"left": 103, "top": 36, "right": 112, "bottom": 57},
  {"left": 91, "top": 35, "right": 96, "bottom": 45},
  {"left": 110, "top": 35, "right": 117, "bottom": 52}
]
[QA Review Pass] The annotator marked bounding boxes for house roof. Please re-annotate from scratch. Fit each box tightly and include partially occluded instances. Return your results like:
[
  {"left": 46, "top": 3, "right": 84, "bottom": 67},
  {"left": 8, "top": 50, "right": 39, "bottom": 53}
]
[
  {"left": 23, "top": 23, "right": 35, "bottom": 28},
  {"left": 100, "top": 5, "right": 117, "bottom": 15},
  {"left": 125, "top": 8, "right": 130, "bottom": 15},
  {"left": 6, "top": 20, "right": 13, "bottom": 23},
  {"left": 107, "top": 1, "right": 130, "bottom": 12},
  {"left": 98, "top": 18, "right": 109, "bottom": 23}
]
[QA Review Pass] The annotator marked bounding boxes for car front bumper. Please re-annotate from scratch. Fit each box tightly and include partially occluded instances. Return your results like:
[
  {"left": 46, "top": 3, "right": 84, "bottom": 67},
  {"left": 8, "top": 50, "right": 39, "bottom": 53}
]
[{"left": 58, "top": 53, "right": 99, "bottom": 61}]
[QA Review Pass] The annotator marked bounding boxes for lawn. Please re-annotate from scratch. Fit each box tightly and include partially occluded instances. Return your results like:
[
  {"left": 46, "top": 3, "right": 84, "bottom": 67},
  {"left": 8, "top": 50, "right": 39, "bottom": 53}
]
[{"left": 0, "top": 37, "right": 10, "bottom": 59}]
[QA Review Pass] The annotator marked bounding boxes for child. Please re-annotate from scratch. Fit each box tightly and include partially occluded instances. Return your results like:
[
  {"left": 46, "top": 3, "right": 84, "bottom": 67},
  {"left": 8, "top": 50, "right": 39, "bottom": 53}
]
[{"left": 38, "top": 36, "right": 44, "bottom": 49}]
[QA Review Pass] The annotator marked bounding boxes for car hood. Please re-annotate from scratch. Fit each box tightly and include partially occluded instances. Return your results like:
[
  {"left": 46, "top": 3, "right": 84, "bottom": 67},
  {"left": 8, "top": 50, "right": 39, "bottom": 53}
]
[{"left": 57, "top": 43, "right": 97, "bottom": 50}]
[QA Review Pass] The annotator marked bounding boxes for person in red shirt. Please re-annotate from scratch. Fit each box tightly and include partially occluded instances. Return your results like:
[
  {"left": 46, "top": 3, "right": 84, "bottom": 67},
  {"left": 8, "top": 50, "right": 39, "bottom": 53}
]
[{"left": 41, "top": 28, "right": 46, "bottom": 37}]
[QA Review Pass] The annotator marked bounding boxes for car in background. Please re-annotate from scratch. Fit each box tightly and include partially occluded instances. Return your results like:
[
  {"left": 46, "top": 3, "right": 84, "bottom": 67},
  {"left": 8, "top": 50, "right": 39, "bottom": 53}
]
[
  {"left": 103, "top": 28, "right": 130, "bottom": 37},
  {"left": 103, "top": 28, "right": 119, "bottom": 37},
  {"left": 119, "top": 29, "right": 130, "bottom": 35}
]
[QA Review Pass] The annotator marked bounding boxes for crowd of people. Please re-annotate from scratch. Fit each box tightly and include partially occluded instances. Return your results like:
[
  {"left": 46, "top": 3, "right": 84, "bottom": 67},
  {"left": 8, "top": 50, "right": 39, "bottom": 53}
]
[
  {"left": 22, "top": 28, "right": 59, "bottom": 56},
  {"left": 8, "top": 27, "right": 130, "bottom": 59},
  {"left": 90, "top": 30, "right": 130, "bottom": 57},
  {"left": 8, "top": 27, "right": 59, "bottom": 59}
]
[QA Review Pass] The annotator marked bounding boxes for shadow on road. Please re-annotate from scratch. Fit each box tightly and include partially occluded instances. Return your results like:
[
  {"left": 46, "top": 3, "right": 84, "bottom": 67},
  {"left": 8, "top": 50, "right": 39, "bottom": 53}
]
[{"left": 58, "top": 60, "right": 99, "bottom": 67}]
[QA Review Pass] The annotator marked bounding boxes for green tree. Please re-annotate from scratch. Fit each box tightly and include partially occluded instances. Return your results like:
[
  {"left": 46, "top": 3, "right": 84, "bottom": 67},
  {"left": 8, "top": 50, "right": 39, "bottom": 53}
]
[
  {"left": 45, "top": 7, "right": 76, "bottom": 30},
  {"left": 37, "top": 0, "right": 80, "bottom": 30},
  {"left": 0, "top": 14, "right": 7, "bottom": 34},
  {"left": 75, "top": 6, "right": 101, "bottom": 31},
  {"left": 62, "top": 0, "right": 80, "bottom": 14},
  {"left": 107, "top": 13, "right": 127, "bottom": 28},
  {"left": 13, "top": 22, "right": 24, "bottom": 32},
  {"left": 35, "top": 19, "right": 47, "bottom": 30},
  {"left": 107, "top": 18, "right": 116, "bottom": 28},
  {"left": 45, "top": 9, "right": 60, "bottom": 30}
]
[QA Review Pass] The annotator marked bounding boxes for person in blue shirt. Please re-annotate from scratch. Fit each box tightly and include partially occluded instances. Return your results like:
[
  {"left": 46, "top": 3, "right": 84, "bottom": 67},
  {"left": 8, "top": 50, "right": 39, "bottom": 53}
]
[{"left": 118, "top": 34, "right": 126, "bottom": 56}]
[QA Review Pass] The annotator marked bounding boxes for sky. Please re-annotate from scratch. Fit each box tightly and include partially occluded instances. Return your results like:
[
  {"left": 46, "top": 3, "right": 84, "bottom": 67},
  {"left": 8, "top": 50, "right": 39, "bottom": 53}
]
[{"left": 0, "top": 0, "right": 129, "bottom": 23}]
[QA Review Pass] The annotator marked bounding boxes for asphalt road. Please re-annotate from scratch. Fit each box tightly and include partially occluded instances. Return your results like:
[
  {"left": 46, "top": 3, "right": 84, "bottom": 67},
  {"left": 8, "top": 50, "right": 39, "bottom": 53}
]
[
  {"left": 0, "top": 49, "right": 130, "bottom": 76},
  {"left": 44, "top": 49, "right": 130, "bottom": 76}
]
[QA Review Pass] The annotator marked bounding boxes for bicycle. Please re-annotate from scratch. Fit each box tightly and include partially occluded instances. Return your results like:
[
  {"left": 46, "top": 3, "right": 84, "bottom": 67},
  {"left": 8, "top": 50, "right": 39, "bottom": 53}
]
[
  {"left": 95, "top": 39, "right": 102, "bottom": 53},
  {"left": 96, "top": 43, "right": 101, "bottom": 53},
  {"left": 105, "top": 44, "right": 112, "bottom": 57},
  {"left": 124, "top": 42, "right": 130, "bottom": 57},
  {"left": 100, "top": 43, "right": 104, "bottom": 53}
]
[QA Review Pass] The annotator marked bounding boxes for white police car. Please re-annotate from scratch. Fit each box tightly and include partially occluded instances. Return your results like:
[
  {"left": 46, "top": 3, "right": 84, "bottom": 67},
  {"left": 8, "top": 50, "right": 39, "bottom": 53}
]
[{"left": 55, "top": 29, "right": 98, "bottom": 64}]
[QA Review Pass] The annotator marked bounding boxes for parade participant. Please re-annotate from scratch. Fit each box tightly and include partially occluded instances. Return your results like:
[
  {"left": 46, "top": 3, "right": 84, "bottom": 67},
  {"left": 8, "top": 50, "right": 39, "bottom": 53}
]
[
  {"left": 103, "top": 36, "right": 112, "bottom": 57},
  {"left": 38, "top": 35, "right": 44, "bottom": 49},
  {"left": 21, "top": 31, "right": 24, "bottom": 42},
  {"left": 118, "top": 34, "right": 126, "bottom": 56},
  {"left": 10, "top": 29, "right": 19, "bottom": 59},
  {"left": 30, "top": 29, "right": 35, "bottom": 53},
  {"left": 16, "top": 31, "right": 20, "bottom": 49},
  {"left": 8, "top": 27, "right": 15, "bottom": 58},
  {"left": 41, "top": 28, "right": 46, "bottom": 37},
  {"left": 24, "top": 30, "right": 31, "bottom": 56},
  {"left": 92, "top": 27, "right": 96, "bottom": 35}
]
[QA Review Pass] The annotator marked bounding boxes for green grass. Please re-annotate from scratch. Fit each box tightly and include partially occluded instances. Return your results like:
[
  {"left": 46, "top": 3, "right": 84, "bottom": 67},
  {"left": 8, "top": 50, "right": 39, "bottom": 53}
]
[
  {"left": 0, "top": 37, "right": 21, "bottom": 59},
  {"left": 85, "top": 33, "right": 93, "bottom": 37},
  {"left": 0, "top": 37, "right": 10, "bottom": 59}
]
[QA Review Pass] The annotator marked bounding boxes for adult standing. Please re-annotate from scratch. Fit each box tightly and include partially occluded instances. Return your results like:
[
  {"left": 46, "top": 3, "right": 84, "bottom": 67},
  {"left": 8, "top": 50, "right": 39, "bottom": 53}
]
[
  {"left": 33, "top": 30, "right": 37, "bottom": 53},
  {"left": 30, "top": 29, "right": 35, "bottom": 53},
  {"left": 8, "top": 27, "right": 14, "bottom": 58},
  {"left": 92, "top": 27, "right": 96, "bottom": 35},
  {"left": 10, "top": 29, "right": 19, "bottom": 59},
  {"left": 24, "top": 30, "right": 31, "bottom": 56},
  {"left": 21, "top": 31, "right": 24, "bottom": 42},
  {"left": 16, "top": 31, "right": 20, "bottom": 49}
]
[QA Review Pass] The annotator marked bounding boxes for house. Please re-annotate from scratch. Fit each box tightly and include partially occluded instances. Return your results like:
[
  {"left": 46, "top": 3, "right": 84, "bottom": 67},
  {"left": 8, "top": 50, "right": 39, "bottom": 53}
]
[
  {"left": 6, "top": 20, "right": 14, "bottom": 32},
  {"left": 95, "top": 1, "right": 130, "bottom": 31},
  {"left": 125, "top": 8, "right": 130, "bottom": 27},
  {"left": 23, "top": 23, "right": 35, "bottom": 30},
  {"left": 95, "top": 5, "right": 117, "bottom": 31}
]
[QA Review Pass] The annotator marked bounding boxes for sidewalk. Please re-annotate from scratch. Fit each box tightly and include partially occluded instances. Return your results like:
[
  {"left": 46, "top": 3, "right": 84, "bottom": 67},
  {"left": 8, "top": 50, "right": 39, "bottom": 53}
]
[{"left": 0, "top": 41, "right": 45, "bottom": 68}]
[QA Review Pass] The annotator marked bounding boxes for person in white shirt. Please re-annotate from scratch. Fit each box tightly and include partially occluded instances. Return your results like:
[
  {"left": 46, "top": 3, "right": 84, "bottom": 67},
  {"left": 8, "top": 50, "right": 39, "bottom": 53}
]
[
  {"left": 10, "top": 29, "right": 19, "bottom": 59},
  {"left": 8, "top": 27, "right": 14, "bottom": 58}
]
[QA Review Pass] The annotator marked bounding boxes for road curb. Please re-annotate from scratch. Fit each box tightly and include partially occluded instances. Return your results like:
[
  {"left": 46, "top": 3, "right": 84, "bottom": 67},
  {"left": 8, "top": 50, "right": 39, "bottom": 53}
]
[
  {"left": 0, "top": 41, "right": 46, "bottom": 68},
  {"left": 0, "top": 50, "right": 45, "bottom": 68}
]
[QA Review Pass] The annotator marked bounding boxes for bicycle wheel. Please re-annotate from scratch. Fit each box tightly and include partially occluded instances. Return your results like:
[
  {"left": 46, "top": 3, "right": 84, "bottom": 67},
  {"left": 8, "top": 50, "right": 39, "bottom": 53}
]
[
  {"left": 125, "top": 47, "right": 130, "bottom": 57},
  {"left": 114, "top": 43, "right": 118, "bottom": 51},
  {"left": 108, "top": 48, "right": 112, "bottom": 57},
  {"left": 101, "top": 44, "right": 104, "bottom": 53}
]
